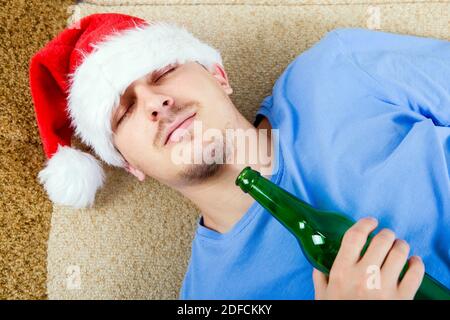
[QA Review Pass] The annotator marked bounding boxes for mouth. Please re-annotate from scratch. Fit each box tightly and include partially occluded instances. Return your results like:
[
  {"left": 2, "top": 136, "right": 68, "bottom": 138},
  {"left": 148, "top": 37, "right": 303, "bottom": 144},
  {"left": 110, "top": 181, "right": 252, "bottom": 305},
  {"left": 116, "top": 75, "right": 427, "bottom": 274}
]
[{"left": 164, "top": 112, "right": 197, "bottom": 146}]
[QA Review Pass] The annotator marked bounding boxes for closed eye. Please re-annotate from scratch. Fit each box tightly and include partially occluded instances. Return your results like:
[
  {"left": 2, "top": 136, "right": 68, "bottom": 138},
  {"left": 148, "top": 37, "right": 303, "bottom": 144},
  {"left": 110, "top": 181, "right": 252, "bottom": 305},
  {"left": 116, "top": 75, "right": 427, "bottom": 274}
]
[
  {"left": 154, "top": 66, "right": 177, "bottom": 82},
  {"left": 117, "top": 102, "right": 135, "bottom": 126}
]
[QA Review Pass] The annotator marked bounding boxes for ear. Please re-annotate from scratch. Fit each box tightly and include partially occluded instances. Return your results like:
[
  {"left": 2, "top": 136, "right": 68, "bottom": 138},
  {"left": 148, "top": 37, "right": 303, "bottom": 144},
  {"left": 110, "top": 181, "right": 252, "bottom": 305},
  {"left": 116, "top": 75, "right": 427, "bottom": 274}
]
[
  {"left": 124, "top": 162, "right": 146, "bottom": 182},
  {"left": 210, "top": 63, "right": 233, "bottom": 95}
]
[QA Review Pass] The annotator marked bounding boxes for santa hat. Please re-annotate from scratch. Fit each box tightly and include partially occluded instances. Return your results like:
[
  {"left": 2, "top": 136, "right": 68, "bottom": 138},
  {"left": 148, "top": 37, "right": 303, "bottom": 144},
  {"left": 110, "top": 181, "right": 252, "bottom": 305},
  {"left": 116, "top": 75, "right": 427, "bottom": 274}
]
[{"left": 29, "top": 13, "right": 223, "bottom": 208}]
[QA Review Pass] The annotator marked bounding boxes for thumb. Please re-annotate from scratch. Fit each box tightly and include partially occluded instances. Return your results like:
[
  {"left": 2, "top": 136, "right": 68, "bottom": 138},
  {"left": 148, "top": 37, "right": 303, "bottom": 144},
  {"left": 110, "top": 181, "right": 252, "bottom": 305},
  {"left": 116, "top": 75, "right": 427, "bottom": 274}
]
[{"left": 312, "top": 268, "right": 328, "bottom": 298}]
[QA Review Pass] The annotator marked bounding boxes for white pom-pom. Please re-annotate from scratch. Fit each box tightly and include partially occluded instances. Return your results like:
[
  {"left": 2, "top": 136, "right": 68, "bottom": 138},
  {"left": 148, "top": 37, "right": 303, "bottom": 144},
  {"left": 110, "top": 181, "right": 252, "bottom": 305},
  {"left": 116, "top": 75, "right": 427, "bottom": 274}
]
[{"left": 38, "top": 145, "right": 105, "bottom": 208}]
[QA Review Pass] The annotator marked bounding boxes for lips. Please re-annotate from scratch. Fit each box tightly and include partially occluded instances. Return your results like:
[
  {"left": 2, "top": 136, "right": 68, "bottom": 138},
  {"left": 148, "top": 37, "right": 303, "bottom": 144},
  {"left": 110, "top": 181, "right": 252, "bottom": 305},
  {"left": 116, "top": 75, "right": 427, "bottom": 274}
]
[{"left": 164, "top": 112, "right": 196, "bottom": 145}]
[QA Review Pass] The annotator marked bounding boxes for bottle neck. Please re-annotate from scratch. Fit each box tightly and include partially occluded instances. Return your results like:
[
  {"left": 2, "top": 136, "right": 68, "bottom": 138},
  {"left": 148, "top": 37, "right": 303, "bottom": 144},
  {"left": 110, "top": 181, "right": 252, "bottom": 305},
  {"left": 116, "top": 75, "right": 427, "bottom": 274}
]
[{"left": 236, "top": 167, "right": 313, "bottom": 234}]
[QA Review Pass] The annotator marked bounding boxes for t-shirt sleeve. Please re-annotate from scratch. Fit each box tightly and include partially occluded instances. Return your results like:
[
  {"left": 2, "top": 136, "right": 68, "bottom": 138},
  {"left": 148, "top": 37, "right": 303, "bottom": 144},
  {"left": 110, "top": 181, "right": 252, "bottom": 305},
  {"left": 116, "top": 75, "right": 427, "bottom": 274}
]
[{"left": 332, "top": 28, "right": 450, "bottom": 127}]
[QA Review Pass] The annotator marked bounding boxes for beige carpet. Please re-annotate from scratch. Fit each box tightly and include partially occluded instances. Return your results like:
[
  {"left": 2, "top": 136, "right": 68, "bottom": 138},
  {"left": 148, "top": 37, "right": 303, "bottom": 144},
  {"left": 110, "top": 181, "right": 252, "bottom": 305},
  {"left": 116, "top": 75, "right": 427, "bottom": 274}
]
[
  {"left": 47, "top": 0, "right": 450, "bottom": 299},
  {"left": 0, "top": 0, "right": 75, "bottom": 299}
]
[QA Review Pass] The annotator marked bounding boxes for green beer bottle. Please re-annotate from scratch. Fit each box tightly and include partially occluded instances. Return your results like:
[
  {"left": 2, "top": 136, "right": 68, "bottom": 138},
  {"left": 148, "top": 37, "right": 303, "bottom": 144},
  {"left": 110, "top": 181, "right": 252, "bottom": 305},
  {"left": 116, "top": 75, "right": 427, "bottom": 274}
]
[{"left": 235, "top": 166, "right": 450, "bottom": 300}]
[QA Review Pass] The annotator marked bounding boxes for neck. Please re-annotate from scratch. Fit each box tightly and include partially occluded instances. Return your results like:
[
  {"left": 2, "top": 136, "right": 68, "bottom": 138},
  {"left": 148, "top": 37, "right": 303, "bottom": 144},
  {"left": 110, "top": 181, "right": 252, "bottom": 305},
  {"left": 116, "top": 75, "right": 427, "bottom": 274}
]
[{"left": 177, "top": 113, "right": 274, "bottom": 234}]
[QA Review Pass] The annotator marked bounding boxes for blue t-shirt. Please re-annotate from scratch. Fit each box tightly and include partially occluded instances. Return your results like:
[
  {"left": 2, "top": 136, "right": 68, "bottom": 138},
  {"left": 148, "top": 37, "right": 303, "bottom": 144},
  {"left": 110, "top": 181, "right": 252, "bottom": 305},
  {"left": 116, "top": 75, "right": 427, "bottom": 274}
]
[{"left": 180, "top": 28, "right": 450, "bottom": 299}]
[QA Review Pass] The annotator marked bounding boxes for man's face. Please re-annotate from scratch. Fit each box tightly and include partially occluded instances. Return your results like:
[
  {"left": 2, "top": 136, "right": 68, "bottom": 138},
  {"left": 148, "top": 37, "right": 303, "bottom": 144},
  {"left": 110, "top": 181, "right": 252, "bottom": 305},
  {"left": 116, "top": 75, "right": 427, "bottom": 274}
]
[{"left": 111, "top": 61, "right": 235, "bottom": 188}]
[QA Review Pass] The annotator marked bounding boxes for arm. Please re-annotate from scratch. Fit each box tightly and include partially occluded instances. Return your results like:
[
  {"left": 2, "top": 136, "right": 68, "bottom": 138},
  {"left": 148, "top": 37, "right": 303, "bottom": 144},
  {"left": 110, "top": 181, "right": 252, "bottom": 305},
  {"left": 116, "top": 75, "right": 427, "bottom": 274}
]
[
  {"left": 333, "top": 28, "right": 450, "bottom": 127},
  {"left": 313, "top": 218, "right": 425, "bottom": 300}
]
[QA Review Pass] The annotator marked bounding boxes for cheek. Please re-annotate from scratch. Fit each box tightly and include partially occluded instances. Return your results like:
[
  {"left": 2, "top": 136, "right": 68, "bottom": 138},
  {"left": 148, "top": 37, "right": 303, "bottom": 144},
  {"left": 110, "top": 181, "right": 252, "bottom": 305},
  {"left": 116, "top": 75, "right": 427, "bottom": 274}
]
[
  {"left": 129, "top": 116, "right": 157, "bottom": 142},
  {"left": 203, "top": 103, "right": 234, "bottom": 130},
  {"left": 115, "top": 122, "right": 153, "bottom": 159},
  {"left": 141, "top": 152, "right": 179, "bottom": 182}
]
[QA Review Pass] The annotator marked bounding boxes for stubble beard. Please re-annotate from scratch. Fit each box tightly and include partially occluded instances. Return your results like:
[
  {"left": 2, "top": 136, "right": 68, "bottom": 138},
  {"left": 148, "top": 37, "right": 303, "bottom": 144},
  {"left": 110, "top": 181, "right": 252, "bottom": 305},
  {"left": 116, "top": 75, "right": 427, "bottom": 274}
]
[{"left": 177, "top": 131, "right": 233, "bottom": 184}]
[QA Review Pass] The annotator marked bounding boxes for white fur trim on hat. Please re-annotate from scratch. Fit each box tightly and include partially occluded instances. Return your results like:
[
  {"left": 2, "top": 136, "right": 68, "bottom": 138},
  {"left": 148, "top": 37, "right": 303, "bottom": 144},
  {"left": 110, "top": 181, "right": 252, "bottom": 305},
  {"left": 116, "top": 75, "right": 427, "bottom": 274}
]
[
  {"left": 38, "top": 145, "right": 105, "bottom": 208},
  {"left": 67, "top": 21, "right": 223, "bottom": 168}
]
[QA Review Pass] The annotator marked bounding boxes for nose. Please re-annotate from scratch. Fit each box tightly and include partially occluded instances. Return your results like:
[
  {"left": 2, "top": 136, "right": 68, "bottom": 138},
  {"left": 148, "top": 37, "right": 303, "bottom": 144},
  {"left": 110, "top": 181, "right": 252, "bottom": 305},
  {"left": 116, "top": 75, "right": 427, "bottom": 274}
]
[
  {"left": 147, "top": 96, "right": 174, "bottom": 122},
  {"left": 134, "top": 83, "right": 175, "bottom": 122}
]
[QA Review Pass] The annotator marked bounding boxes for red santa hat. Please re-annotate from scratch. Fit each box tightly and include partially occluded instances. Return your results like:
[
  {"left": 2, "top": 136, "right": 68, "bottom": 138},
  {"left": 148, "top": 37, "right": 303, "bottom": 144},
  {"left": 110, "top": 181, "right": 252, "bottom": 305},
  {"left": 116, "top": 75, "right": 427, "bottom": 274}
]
[{"left": 29, "top": 13, "right": 223, "bottom": 208}]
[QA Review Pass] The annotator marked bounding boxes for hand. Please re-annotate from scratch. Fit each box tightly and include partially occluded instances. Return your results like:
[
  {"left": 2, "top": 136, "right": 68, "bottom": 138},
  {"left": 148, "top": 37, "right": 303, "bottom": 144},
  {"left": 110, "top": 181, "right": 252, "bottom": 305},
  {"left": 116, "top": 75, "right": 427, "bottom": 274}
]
[{"left": 313, "top": 217, "right": 425, "bottom": 300}]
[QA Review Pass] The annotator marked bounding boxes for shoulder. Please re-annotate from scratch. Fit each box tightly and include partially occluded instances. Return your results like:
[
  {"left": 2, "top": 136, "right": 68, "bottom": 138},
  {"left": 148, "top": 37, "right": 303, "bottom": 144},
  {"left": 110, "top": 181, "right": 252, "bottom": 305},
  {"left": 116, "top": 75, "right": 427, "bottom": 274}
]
[
  {"left": 282, "top": 27, "right": 397, "bottom": 80},
  {"left": 283, "top": 28, "right": 351, "bottom": 75},
  {"left": 276, "top": 29, "right": 353, "bottom": 90}
]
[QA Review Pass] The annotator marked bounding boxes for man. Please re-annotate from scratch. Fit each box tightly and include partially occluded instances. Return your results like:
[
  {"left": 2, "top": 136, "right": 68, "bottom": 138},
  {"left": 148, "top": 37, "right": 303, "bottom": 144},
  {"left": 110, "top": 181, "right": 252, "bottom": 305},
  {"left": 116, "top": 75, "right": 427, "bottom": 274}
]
[{"left": 30, "top": 13, "right": 449, "bottom": 299}]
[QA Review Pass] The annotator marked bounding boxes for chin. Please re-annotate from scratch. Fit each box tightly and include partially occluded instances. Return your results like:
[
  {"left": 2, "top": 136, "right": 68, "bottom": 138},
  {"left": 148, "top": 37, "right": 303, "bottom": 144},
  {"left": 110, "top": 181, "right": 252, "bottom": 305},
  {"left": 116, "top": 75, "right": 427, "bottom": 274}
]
[{"left": 178, "top": 162, "right": 224, "bottom": 184}]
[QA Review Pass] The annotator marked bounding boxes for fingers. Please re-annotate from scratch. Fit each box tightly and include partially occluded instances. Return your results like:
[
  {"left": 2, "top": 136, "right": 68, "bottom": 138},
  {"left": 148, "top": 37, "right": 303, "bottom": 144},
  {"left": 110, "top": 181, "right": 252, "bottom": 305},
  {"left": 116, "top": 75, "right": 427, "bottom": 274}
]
[
  {"left": 360, "top": 228, "right": 396, "bottom": 267},
  {"left": 381, "top": 239, "right": 410, "bottom": 284},
  {"left": 333, "top": 217, "right": 378, "bottom": 269},
  {"left": 312, "top": 268, "right": 328, "bottom": 299},
  {"left": 398, "top": 256, "right": 425, "bottom": 299}
]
